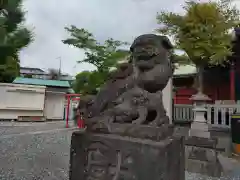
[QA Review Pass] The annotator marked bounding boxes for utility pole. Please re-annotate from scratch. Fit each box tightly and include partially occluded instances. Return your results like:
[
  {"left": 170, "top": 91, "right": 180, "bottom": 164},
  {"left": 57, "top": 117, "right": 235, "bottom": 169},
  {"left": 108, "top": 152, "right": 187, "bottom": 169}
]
[{"left": 57, "top": 57, "right": 62, "bottom": 78}]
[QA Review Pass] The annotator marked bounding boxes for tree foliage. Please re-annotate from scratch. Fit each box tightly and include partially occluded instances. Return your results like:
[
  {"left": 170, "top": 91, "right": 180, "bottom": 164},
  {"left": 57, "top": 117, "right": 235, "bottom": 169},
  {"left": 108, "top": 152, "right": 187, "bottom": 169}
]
[
  {"left": 0, "top": 56, "right": 19, "bottom": 82},
  {"left": 63, "top": 26, "right": 129, "bottom": 72},
  {"left": 171, "top": 51, "right": 191, "bottom": 65},
  {"left": 0, "top": 0, "right": 33, "bottom": 82},
  {"left": 157, "top": 0, "right": 239, "bottom": 66},
  {"left": 72, "top": 71, "right": 91, "bottom": 94},
  {"left": 63, "top": 26, "right": 129, "bottom": 95},
  {"left": 47, "top": 68, "right": 61, "bottom": 80},
  {"left": 156, "top": 0, "right": 240, "bottom": 92},
  {"left": 170, "top": 52, "right": 192, "bottom": 72},
  {"left": 73, "top": 70, "right": 108, "bottom": 95},
  {"left": 24, "top": 74, "right": 32, "bottom": 78}
]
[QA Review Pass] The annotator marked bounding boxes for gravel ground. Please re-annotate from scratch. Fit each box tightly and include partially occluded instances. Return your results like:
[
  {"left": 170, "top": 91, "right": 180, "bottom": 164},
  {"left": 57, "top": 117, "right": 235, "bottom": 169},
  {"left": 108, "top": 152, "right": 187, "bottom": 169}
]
[
  {"left": 0, "top": 123, "right": 75, "bottom": 180},
  {"left": 0, "top": 122, "right": 239, "bottom": 180}
]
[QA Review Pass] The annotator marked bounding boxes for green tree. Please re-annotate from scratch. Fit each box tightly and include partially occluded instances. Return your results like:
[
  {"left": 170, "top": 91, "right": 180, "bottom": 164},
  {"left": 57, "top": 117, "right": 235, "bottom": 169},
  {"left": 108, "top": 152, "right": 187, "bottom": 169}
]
[
  {"left": 24, "top": 74, "right": 33, "bottom": 78},
  {"left": 171, "top": 53, "right": 190, "bottom": 65},
  {"left": 0, "top": 56, "right": 19, "bottom": 82},
  {"left": 170, "top": 52, "right": 192, "bottom": 72},
  {"left": 63, "top": 27, "right": 129, "bottom": 95},
  {"left": 73, "top": 70, "right": 108, "bottom": 95},
  {"left": 47, "top": 68, "right": 61, "bottom": 80},
  {"left": 0, "top": 0, "right": 33, "bottom": 82},
  {"left": 72, "top": 71, "right": 91, "bottom": 94},
  {"left": 62, "top": 26, "right": 129, "bottom": 73},
  {"left": 156, "top": 0, "right": 239, "bottom": 93}
]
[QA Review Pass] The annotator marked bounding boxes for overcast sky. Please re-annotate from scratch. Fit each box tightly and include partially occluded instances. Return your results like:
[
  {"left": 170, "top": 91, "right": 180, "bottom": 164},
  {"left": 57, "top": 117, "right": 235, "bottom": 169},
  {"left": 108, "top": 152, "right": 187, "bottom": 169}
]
[{"left": 19, "top": 0, "right": 239, "bottom": 76}]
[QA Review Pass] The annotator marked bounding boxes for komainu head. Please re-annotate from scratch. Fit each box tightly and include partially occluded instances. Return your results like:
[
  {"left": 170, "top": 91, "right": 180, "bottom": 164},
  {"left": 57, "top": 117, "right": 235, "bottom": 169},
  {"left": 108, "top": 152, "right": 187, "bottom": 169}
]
[{"left": 130, "top": 34, "right": 173, "bottom": 61}]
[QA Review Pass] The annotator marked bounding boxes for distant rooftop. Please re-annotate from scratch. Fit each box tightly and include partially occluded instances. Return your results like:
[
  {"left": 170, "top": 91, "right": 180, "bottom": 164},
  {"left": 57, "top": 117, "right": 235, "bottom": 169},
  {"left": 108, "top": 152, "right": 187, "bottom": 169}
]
[
  {"left": 174, "top": 64, "right": 196, "bottom": 77},
  {"left": 20, "top": 67, "right": 45, "bottom": 72},
  {"left": 13, "top": 77, "right": 70, "bottom": 88}
]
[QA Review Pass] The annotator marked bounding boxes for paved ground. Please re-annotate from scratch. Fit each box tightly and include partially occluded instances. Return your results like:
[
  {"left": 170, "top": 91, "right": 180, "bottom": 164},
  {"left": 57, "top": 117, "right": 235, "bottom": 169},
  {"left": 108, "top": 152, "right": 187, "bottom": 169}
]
[
  {"left": 0, "top": 121, "right": 240, "bottom": 180},
  {"left": 0, "top": 121, "right": 76, "bottom": 180}
]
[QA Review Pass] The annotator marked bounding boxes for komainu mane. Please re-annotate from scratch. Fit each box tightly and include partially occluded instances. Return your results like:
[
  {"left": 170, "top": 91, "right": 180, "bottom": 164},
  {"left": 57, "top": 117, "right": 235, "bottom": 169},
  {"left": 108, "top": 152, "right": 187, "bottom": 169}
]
[{"left": 78, "top": 34, "right": 173, "bottom": 134}]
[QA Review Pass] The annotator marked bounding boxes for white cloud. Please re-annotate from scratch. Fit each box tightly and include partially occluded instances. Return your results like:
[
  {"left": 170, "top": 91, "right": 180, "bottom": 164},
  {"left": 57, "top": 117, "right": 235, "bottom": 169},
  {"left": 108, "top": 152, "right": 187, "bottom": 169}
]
[{"left": 20, "top": 0, "right": 189, "bottom": 75}]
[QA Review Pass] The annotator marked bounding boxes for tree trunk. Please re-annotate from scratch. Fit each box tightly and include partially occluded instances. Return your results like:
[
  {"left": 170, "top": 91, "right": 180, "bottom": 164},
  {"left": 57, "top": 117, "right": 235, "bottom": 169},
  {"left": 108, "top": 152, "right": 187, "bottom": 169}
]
[{"left": 197, "top": 66, "right": 204, "bottom": 93}]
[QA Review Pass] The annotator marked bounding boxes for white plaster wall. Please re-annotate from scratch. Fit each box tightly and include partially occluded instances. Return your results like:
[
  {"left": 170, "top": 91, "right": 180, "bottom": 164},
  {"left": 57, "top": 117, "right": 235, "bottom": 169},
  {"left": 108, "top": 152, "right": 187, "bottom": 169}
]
[
  {"left": 0, "top": 110, "right": 43, "bottom": 120},
  {"left": 0, "top": 83, "right": 45, "bottom": 120},
  {"left": 162, "top": 78, "right": 173, "bottom": 124},
  {"left": 44, "top": 92, "right": 65, "bottom": 120}
]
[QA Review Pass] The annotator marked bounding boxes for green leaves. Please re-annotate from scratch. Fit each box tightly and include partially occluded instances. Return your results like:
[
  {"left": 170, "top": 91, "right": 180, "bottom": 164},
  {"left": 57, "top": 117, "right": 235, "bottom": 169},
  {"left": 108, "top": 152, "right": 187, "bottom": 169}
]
[
  {"left": 171, "top": 53, "right": 191, "bottom": 65},
  {"left": 73, "top": 70, "right": 108, "bottom": 95},
  {"left": 0, "top": 0, "right": 33, "bottom": 82},
  {"left": 48, "top": 68, "right": 61, "bottom": 80},
  {"left": 63, "top": 26, "right": 97, "bottom": 49},
  {"left": 63, "top": 27, "right": 130, "bottom": 95},
  {"left": 63, "top": 26, "right": 129, "bottom": 72},
  {"left": 156, "top": 0, "right": 239, "bottom": 66},
  {"left": 7, "top": 27, "right": 33, "bottom": 50},
  {"left": 0, "top": 56, "right": 19, "bottom": 83},
  {"left": 0, "top": 0, "right": 25, "bottom": 33},
  {"left": 156, "top": 12, "right": 183, "bottom": 37}
]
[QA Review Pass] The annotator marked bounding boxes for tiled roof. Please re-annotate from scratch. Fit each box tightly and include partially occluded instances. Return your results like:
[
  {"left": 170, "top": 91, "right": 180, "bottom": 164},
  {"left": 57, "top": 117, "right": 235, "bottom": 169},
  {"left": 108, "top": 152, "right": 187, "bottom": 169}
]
[{"left": 13, "top": 77, "right": 70, "bottom": 88}]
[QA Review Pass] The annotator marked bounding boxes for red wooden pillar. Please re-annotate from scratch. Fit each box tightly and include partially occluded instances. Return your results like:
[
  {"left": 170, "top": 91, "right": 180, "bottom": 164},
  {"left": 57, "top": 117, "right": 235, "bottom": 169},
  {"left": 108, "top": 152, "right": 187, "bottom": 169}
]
[
  {"left": 66, "top": 96, "right": 71, "bottom": 128},
  {"left": 77, "top": 114, "right": 85, "bottom": 129},
  {"left": 230, "top": 62, "right": 236, "bottom": 101}
]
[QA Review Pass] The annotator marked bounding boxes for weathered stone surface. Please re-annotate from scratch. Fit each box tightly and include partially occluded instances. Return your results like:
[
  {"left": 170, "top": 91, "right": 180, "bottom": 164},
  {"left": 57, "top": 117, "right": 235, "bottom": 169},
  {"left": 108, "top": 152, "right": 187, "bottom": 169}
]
[
  {"left": 189, "top": 121, "right": 211, "bottom": 138},
  {"left": 70, "top": 34, "right": 186, "bottom": 180},
  {"left": 185, "top": 136, "right": 217, "bottom": 149},
  {"left": 69, "top": 131, "right": 185, "bottom": 180},
  {"left": 187, "top": 146, "right": 216, "bottom": 162},
  {"left": 77, "top": 34, "right": 173, "bottom": 132},
  {"left": 185, "top": 137, "right": 223, "bottom": 177},
  {"left": 90, "top": 123, "right": 175, "bottom": 141}
]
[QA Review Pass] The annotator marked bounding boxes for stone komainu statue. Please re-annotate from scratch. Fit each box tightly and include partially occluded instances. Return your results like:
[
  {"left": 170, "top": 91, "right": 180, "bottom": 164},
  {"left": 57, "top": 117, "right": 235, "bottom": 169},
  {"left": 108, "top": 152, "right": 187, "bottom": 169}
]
[
  {"left": 78, "top": 34, "right": 173, "bottom": 133},
  {"left": 70, "top": 34, "right": 185, "bottom": 180}
]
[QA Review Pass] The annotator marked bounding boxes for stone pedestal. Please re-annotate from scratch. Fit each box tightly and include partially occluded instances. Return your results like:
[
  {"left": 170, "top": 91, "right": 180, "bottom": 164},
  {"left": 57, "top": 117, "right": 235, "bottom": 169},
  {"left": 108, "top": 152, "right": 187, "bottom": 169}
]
[
  {"left": 185, "top": 136, "right": 223, "bottom": 177},
  {"left": 189, "top": 92, "right": 210, "bottom": 138},
  {"left": 69, "top": 127, "right": 185, "bottom": 180}
]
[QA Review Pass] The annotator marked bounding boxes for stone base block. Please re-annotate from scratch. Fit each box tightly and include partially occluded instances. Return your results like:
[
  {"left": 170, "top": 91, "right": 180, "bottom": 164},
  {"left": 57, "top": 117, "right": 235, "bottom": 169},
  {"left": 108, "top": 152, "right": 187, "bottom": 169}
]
[
  {"left": 190, "top": 121, "right": 209, "bottom": 131},
  {"left": 185, "top": 136, "right": 223, "bottom": 177},
  {"left": 189, "top": 121, "right": 210, "bottom": 138},
  {"left": 186, "top": 159, "right": 222, "bottom": 177},
  {"left": 189, "top": 130, "right": 210, "bottom": 138},
  {"left": 69, "top": 131, "right": 185, "bottom": 180}
]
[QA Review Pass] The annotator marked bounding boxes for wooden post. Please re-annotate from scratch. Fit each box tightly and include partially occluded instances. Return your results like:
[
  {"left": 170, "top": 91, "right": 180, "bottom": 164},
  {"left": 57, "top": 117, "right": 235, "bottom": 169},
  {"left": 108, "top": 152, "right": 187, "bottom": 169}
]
[
  {"left": 230, "top": 62, "right": 235, "bottom": 101},
  {"left": 66, "top": 96, "right": 71, "bottom": 128}
]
